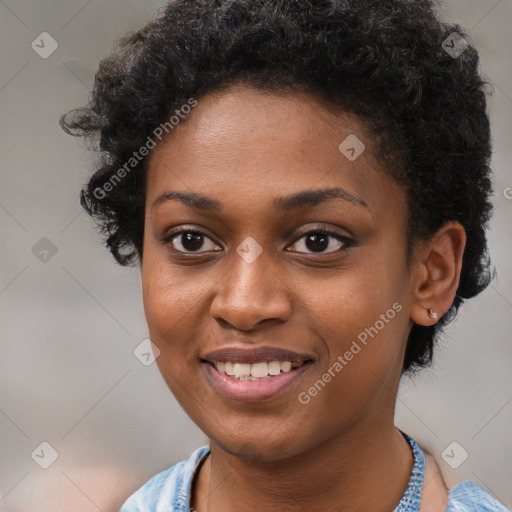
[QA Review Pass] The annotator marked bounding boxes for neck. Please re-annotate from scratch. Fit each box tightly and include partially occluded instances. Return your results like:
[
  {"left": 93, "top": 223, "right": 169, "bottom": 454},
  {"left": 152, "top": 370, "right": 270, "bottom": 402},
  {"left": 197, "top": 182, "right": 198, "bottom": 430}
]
[{"left": 193, "top": 422, "right": 414, "bottom": 512}]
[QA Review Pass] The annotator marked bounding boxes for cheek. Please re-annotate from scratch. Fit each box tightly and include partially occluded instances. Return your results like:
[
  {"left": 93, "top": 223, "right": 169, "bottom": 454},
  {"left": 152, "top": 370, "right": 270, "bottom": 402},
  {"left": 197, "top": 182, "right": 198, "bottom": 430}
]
[
  {"left": 141, "top": 246, "right": 206, "bottom": 338},
  {"left": 302, "top": 250, "right": 405, "bottom": 342},
  {"left": 140, "top": 255, "right": 207, "bottom": 399},
  {"left": 296, "top": 252, "right": 408, "bottom": 405},
  {"left": 297, "top": 307, "right": 406, "bottom": 429}
]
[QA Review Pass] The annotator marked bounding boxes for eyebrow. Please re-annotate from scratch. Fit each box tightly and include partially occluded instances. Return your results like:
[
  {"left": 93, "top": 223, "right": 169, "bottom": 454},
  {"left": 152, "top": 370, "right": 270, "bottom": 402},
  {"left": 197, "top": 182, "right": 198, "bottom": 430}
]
[{"left": 151, "top": 187, "right": 370, "bottom": 213}]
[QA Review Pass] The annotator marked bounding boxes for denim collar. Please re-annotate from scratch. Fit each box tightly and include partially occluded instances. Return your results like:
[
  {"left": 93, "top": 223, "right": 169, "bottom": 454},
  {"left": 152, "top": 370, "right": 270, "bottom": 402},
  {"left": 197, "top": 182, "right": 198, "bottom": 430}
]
[{"left": 393, "top": 431, "right": 426, "bottom": 511}]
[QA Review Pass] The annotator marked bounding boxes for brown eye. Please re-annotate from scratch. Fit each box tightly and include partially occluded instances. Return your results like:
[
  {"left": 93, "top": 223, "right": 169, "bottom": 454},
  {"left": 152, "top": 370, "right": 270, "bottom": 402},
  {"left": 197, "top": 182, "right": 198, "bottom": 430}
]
[
  {"left": 287, "top": 229, "right": 352, "bottom": 254},
  {"left": 166, "top": 230, "right": 221, "bottom": 254}
]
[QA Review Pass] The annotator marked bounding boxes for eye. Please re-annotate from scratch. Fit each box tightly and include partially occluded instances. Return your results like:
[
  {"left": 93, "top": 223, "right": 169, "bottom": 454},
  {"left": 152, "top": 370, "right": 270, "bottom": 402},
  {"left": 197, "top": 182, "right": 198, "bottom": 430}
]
[
  {"left": 165, "top": 229, "right": 221, "bottom": 254},
  {"left": 287, "top": 228, "right": 352, "bottom": 254}
]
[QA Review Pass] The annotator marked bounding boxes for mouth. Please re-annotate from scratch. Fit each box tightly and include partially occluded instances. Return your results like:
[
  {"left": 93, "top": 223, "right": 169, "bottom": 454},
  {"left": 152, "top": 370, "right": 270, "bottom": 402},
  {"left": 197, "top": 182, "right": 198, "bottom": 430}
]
[
  {"left": 208, "top": 360, "right": 306, "bottom": 380},
  {"left": 200, "top": 346, "right": 314, "bottom": 403}
]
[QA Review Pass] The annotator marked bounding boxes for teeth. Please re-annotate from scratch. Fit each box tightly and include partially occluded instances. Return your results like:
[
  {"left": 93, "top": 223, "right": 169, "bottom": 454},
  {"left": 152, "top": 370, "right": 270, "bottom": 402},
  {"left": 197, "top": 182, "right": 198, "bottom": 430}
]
[
  {"left": 280, "top": 361, "right": 292, "bottom": 373},
  {"left": 224, "top": 362, "right": 235, "bottom": 376},
  {"left": 233, "top": 363, "right": 251, "bottom": 378},
  {"left": 214, "top": 360, "right": 299, "bottom": 379},
  {"left": 251, "top": 362, "right": 269, "bottom": 378},
  {"left": 268, "top": 361, "right": 281, "bottom": 375}
]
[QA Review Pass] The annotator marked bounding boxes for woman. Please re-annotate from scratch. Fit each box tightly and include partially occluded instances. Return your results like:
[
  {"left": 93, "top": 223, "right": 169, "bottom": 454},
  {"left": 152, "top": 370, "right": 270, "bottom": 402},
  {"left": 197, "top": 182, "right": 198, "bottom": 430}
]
[{"left": 60, "top": 0, "right": 509, "bottom": 510}]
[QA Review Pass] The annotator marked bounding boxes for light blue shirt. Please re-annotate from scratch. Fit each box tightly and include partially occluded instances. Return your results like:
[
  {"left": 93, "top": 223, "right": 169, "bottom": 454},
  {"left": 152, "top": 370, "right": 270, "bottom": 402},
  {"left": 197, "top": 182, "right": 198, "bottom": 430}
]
[{"left": 119, "top": 433, "right": 509, "bottom": 511}]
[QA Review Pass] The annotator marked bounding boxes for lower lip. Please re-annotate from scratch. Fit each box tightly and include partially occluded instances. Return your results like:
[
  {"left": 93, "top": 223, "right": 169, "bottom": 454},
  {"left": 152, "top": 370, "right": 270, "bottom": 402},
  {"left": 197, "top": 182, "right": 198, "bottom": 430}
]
[{"left": 202, "top": 361, "right": 312, "bottom": 403}]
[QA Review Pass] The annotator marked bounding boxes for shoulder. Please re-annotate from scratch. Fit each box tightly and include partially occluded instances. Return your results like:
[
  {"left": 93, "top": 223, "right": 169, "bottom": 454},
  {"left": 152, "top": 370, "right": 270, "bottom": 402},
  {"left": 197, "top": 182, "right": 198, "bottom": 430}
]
[
  {"left": 118, "top": 445, "right": 210, "bottom": 512},
  {"left": 447, "top": 481, "right": 510, "bottom": 512}
]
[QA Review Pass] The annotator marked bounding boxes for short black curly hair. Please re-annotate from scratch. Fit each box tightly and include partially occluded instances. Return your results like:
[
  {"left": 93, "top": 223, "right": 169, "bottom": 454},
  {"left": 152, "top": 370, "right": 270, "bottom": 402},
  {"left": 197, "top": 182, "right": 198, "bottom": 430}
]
[{"left": 60, "top": 0, "right": 494, "bottom": 374}]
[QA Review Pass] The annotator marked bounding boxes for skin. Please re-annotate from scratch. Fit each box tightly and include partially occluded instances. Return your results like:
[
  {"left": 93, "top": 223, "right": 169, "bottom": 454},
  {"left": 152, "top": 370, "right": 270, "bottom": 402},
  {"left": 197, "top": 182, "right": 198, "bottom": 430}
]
[{"left": 141, "top": 84, "right": 466, "bottom": 512}]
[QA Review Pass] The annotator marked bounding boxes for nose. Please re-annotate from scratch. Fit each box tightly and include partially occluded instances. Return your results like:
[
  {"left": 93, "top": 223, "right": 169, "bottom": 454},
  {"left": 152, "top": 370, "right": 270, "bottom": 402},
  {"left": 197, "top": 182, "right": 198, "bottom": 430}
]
[{"left": 209, "top": 246, "right": 292, "bottom": 331}]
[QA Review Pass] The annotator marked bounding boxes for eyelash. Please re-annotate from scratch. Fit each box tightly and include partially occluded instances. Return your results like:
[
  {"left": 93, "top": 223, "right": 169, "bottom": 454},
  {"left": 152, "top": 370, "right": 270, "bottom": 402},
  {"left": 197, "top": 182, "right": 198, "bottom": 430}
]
[{"left": 162, "top": 226, "right": 353, "bottom": 255}]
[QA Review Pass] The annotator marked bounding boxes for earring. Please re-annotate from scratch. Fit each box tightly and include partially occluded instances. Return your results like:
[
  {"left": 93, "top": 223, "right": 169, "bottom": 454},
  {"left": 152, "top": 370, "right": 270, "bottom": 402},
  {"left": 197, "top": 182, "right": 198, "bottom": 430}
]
[{"left": 427, "top": 308, "right": 438, "bottom": 320}]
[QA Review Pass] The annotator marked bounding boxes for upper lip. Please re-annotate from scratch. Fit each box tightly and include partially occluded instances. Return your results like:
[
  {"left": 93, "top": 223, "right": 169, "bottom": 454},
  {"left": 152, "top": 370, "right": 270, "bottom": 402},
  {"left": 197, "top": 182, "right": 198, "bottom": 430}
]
[{"left": 201, "top": 346, "right": 315, "bottom": 365}]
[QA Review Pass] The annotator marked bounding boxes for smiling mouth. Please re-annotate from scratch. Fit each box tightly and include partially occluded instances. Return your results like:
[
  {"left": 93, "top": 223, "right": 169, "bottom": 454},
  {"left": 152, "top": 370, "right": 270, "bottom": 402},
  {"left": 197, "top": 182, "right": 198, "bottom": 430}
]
[
  {"left": 200, "top": 346, "right": 315, "bottom": 402},
  {"left": 205, "top": 360, "right": 310, "bottom": 380}
]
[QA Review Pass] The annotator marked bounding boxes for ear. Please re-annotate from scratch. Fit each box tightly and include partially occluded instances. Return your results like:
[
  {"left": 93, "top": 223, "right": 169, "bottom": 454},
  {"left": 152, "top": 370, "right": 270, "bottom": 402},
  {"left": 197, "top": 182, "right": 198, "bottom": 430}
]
[{"left": 410, "top": 221, "right": 466, "bottom": 326}]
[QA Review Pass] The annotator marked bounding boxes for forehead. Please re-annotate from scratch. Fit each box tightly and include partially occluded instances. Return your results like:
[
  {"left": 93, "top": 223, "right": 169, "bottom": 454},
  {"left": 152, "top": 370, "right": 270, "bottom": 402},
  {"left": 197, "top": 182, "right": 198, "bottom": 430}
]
[
  {"left": 149, "top": 85, "right": 375, "bottom": 166},
  {"left": 145, "top": 84, "right": 403, "bottom": 221}
]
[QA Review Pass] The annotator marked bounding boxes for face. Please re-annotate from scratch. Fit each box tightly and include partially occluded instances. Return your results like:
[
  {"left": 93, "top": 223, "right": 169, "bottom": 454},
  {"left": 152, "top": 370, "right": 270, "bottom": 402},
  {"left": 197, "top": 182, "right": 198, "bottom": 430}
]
[{"left": 142, "top": 84, "right": 416, "bottom": 460}]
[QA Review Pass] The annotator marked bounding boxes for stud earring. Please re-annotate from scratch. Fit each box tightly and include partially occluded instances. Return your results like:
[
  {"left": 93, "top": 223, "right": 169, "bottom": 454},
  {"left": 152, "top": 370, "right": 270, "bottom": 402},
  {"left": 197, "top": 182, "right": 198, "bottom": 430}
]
[{"left": 427, "top": 308, "right": 438, "bottom": 320}]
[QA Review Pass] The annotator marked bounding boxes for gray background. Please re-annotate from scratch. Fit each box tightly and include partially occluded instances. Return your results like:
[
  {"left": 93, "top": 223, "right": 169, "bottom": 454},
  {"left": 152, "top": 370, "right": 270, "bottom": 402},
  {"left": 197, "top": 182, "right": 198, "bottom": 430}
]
[{"left": 0, "top": 1, "right": 511, "bottom": 510}]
